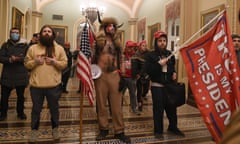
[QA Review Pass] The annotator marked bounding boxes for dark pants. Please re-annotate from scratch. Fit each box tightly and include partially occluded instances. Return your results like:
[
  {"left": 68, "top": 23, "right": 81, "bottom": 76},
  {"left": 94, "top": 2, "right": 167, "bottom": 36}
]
[
  {"left": 30, "top": 85, "right": 61, "bottom": 130},
  {"left": 0, "top": 85, "right": 26, "bottom": 116},
  {"left": 62, "top": 68, "right": 71, "bottom": 90},
  {"left": 136, "top": 78, "right": 150, "bottom": 103},
  {"left": 151, "top": 86, "right": 177, "bottom": 134}
]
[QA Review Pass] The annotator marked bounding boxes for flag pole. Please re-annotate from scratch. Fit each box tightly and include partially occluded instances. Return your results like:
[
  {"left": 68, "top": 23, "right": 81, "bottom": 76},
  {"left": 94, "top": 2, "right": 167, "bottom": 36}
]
[
  {"left": 167, "top": 7, "right": 227, "bottom": 60},
  {"left": 86, "top": 16, "right": 96, "bottom": 38},
  {"left": 79, "top": 81, "right": 84, "bottom": 144}
]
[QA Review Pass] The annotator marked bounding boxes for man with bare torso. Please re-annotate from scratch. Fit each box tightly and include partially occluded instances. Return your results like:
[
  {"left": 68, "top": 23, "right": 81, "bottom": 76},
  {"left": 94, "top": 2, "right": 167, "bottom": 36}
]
[{"left": 93, "top": 14, "right": 130, "bottom": 143}]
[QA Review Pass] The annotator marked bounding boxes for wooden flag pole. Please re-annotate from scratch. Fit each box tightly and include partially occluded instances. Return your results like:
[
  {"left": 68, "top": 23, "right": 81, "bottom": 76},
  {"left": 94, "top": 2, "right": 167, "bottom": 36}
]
[{"left": 79, "top": 81, "right": 84, "bottom": 144}]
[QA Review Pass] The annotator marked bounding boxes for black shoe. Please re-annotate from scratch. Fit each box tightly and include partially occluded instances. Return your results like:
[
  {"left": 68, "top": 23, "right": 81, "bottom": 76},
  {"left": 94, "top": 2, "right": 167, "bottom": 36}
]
[
  {"left": 154, "top": 133, "right": 163, "bottom": 139},
  {"left": 132, "top": 109, "right": 141, "bottom": 115},
  {"left": 114, "top": 133, "right": 131, "bottom": 143},
  {"left": 62, "top": 90, "right": 69, "bottom": 93},
  {"left": 17, "top": 113, "right": 27, "bottom": 120},
  {"left": 0, "top": 114, "right": 7, "bottom": 121},
  {"left": 138, "top": 102, "right": 143, "bottom": 111},
  {"left": 168, "top": 128, "right": 185, "bottom": 137},
  {"left": 138, "top": 105, "right": 143, "bottom": 112},
  {"left": 96, "top": 130, "right": 109, "bottom": 141}
]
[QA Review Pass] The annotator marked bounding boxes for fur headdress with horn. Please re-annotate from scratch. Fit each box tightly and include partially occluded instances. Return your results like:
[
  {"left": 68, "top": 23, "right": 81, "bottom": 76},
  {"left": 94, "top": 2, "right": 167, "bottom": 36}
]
[
  {"left": 94, "top": 11, "right": 123, "bottom": 68},
  {"left": 97, "top": 11, "right": 123, "bottom": 31},
  {"left": 95, "top": 11, "right": 123, "bottom": 51}
]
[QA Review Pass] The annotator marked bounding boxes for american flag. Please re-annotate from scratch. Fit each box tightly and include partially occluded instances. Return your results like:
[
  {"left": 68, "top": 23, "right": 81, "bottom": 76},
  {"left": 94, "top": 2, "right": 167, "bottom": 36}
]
[{"left": 76, "top": 23, "right": 94, "bottom": 106}]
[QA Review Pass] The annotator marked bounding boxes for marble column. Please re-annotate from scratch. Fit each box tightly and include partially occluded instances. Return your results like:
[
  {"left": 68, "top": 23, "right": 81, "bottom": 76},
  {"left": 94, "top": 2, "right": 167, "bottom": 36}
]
[
  {"left": 0, "top": 0, "right": 9, "bottom": 44},
  {"left": 128, "top": 18, "right": 138, "bottom": 41},
  {"left": 31, "top": 10, "right": 42, "bottom": 34}
]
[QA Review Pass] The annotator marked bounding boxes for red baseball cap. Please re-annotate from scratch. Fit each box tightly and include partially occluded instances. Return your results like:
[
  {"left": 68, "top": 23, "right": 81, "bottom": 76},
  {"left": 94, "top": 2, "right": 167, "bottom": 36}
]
[
  {"left": 138, "top": 40, "right": 147, "bottom": 46},
  {"left": 126, "top": 40, "right": 137, "bottom": 47},
  {"left": 154, "top": 31, "right": 167, "bottom": 39},
  {"left": 64, "top": 42, "right": 70, "bottom": 47}
]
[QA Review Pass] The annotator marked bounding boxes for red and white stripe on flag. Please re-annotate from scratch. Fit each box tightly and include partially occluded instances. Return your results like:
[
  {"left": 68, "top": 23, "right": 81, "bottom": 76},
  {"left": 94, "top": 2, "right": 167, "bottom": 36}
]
[
  {"left": 180, "top": 11, "right": 240, "bottom": 143},
  {"left": 76, "top": 51, "right": 94, "bottom": 106},
  {"left": 88, "top": 28, "right": 94, "bottom": 48},
  {"left": 76, "top": 23, "right": 95, "bottom": 106}
]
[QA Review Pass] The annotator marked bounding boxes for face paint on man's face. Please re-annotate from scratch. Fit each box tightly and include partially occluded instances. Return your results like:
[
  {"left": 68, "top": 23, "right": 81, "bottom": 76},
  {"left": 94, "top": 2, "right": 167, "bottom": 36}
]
[{"left": 106, "top": 24, "right": 116, "bottom": 34}]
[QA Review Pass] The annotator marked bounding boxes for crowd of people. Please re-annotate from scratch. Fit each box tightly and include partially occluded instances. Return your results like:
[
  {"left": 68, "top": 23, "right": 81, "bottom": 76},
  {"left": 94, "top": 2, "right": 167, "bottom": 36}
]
[{"left": 0, "top": 13, "right": 240, "bottom": 144}]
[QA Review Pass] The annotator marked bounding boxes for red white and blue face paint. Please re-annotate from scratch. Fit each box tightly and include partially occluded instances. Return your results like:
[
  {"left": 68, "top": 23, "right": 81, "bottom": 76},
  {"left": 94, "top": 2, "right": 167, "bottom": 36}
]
[{"left": 106, "top": 24, "right": 116, "bottom": 34}]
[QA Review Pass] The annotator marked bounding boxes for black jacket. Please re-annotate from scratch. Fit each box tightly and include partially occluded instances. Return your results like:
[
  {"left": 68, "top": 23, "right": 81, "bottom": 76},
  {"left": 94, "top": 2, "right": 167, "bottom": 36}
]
[
  {"left": 0, "top": 39, "right": 29, "bottom": 87},
  {"left": 145, "top": 49, "right": 175, "bottom": 84},
  {"left": 131, "top": 50, "right": 149, "bottom": 78},
  {"left": 62, "top": 48, "right": 73, "bottom": 74},
  {"left": 72, "top": 50, "right": 79, "bottom": 61},
  {"left": 64, "top": 48, "right": 73, "bottom": 68}
]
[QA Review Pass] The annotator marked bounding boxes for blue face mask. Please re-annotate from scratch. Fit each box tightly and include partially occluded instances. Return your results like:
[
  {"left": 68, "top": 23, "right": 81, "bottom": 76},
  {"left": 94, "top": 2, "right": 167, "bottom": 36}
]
[{"left": 10, "top": 33, "right": 20, "bottom": 41}]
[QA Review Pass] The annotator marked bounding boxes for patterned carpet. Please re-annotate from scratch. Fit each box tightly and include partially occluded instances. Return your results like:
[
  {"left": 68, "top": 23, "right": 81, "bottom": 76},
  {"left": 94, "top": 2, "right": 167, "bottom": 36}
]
[{"left": 0, "top": 77, "right": 214, "bottom": 144}]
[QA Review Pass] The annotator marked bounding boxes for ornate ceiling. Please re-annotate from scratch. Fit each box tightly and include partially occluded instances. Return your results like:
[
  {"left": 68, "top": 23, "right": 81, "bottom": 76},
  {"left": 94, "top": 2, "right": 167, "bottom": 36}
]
[{"left": 35, "top": 0, "right": 143, "bottom": 17}]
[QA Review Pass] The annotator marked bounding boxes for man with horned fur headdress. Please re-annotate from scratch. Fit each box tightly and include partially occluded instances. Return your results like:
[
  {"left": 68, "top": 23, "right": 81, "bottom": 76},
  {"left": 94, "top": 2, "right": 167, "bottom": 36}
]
[{"left": 93, "top": 12, "right": 131, "bottom": 143}]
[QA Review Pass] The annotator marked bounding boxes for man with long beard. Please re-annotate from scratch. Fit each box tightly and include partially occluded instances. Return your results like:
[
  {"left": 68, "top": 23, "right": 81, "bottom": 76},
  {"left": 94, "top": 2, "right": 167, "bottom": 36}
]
[{"left": 24, "top": 25, "right": 67, "bottom": 142}]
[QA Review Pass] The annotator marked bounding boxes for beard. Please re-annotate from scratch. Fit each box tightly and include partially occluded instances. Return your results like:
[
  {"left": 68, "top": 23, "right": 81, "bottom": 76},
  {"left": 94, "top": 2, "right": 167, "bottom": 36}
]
[
  {"left": 39, "top": 34, "right": 54, "bottom": 47},
  {"left": 104, "top": 28, "right": 116, "bottom": 37},
  {"left": 105, "top": 31, "right": 115, "bottom": 37},
  {"left": 39, "top": 34, "right": 55, "bottom": 57},
  {"left": 158, "top": 45, "right": 168, "bottom": 55}
]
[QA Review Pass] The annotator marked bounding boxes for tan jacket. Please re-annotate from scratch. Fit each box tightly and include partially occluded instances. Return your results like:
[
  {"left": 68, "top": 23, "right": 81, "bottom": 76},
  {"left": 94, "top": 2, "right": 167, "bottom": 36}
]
[{"left": 24, "top": 42, "right": 67, "bottom": 88}]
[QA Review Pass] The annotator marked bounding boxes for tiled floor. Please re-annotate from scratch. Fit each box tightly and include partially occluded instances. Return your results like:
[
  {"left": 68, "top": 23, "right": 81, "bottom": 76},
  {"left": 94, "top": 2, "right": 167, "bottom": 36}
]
[{"left": 0, "top": 77, "right": 214, "bottom": 144}]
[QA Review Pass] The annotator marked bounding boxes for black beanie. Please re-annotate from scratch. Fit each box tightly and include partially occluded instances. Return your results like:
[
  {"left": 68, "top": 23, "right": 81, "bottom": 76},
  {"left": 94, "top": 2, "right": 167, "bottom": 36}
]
[{"left": 232, "top": 34, "right": 240, "bottom": 39}]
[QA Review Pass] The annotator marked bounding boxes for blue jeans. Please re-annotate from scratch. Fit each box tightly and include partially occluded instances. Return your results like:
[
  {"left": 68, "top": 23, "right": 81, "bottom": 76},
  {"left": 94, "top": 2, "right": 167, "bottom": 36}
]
[{"left": 122, "top": 77, "right": 137, "bottom": 111}]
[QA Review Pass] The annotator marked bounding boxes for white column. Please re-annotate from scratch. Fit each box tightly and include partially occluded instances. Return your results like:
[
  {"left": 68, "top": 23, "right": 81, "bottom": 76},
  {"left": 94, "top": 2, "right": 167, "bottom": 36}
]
[
  {"left": 128, "top": 18, "right": 138, "bottom": 41},
  {"left": 31, "top": 11, "right": 43, "bottom": 33}
]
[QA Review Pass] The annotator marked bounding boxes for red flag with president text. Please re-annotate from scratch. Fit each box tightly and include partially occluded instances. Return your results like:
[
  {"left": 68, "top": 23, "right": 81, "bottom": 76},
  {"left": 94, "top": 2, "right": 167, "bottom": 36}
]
[{"left": 180, "top": 11, "right": 240, "bottom": 143}]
